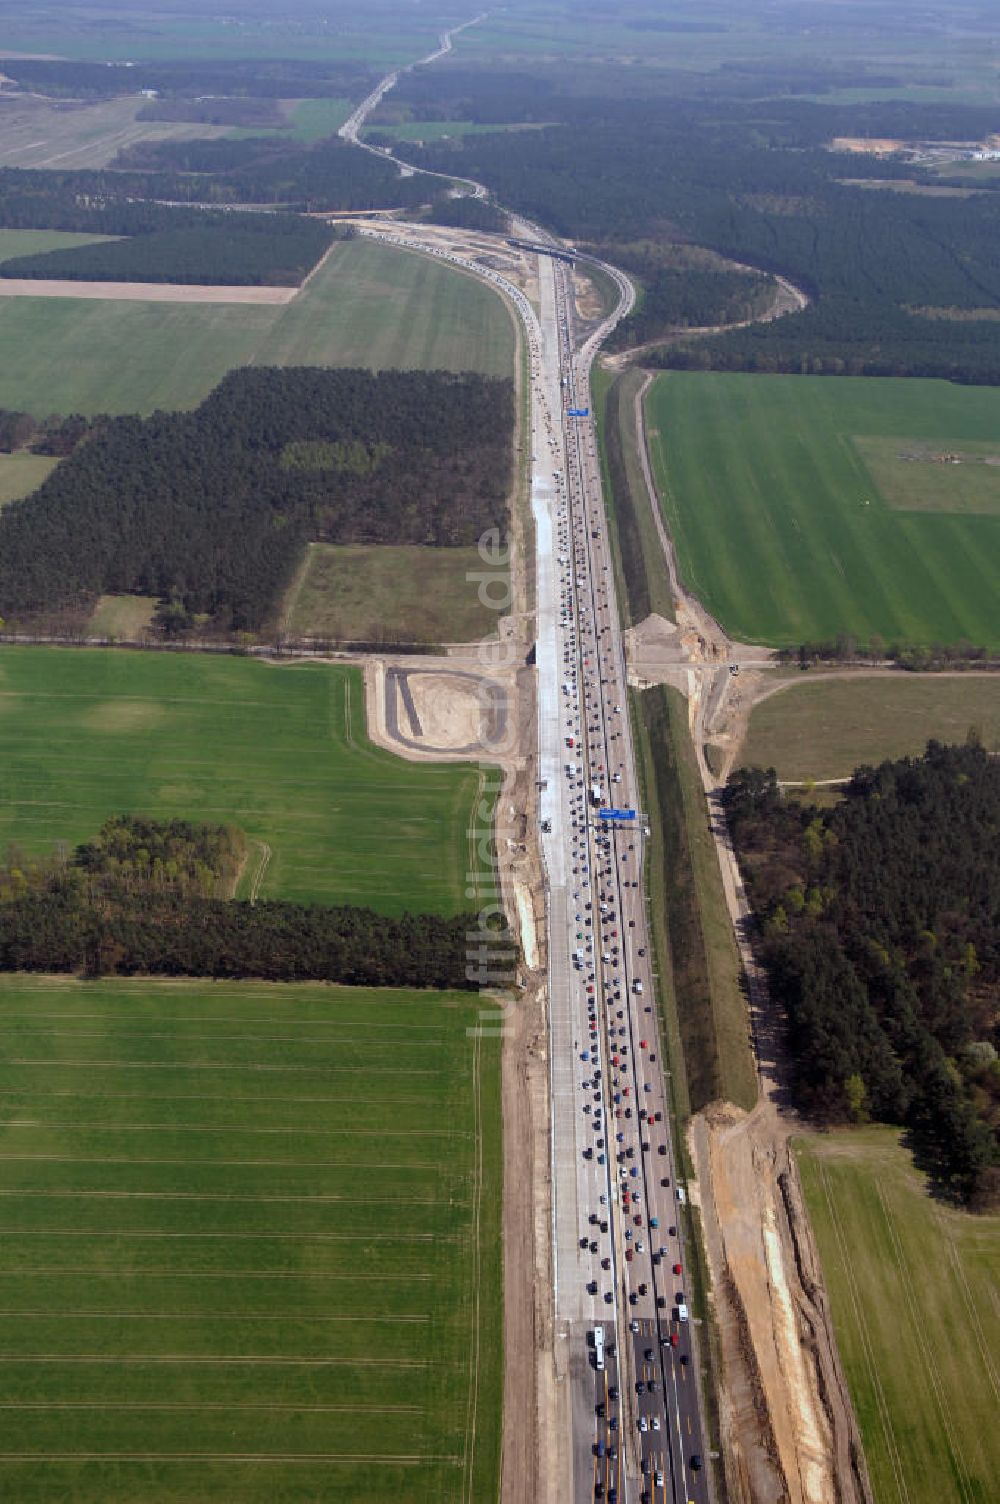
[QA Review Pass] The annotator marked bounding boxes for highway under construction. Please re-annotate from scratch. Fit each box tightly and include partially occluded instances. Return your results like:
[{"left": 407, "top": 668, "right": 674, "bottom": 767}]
[{"left": 341, "top": 27, "right": 713, "bottom": 1501}]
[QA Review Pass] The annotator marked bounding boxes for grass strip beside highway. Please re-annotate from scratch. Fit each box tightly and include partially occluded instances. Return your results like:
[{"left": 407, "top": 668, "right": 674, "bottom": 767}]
[
  {"left": 634, "top": 685, "right": 756, "bottom": 1116},
  {"left": 593, "top": 368, "right": 674, "bottom": 628}
]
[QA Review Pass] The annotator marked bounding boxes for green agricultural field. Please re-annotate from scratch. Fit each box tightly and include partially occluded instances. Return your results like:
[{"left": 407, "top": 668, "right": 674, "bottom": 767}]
[
  {"left": 284, "top": 543, "right": 501, "bottom": 644},
  {"left": 0, "top": 453, "right": 58, "bottom": 508},
  {"left": 0, "top": 237, "right": 515, "bottom": 416},
  {"left": 645, "top": 373, "right": 1000, "bottom": 648},
  {"left": 456, "top": 3, "right": 998, "bottom": 100},
  {"left": 0, "top": 230, "right": 117, "bottom": 264},
  {"left": 0, "top": 972, "right": 501, "bottom": 1504},
  {"left": 0, "top": 8, "right": 438, "bottom": 64},
  {"left": 852, "top": 435, "right": 1000, "bottom": 516},
  {"left": 742, "top": 674, "right": 1000, "bottom": 781},
  {"left": 796, "top": 1128, "right": 1000, "bottom": 1504},
  {"left": 0, "top": 647, "right": 485, "bottom": 916},
  {"left": 285, "top": 98, "right": 353, "bottom": 141}
]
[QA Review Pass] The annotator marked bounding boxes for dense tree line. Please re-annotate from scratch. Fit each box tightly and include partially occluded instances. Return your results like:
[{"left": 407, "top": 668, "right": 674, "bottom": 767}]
[
  {"left": 725, "top": 744, "right": 1000, "bottom": 1205},
  {"left": 0, "top": 889, "right": 496, "bottom": 990},
  {"left": 0, "top": 408, "right": 107, "bottom": 456},
  {"left": 0, "top": 213, "right": 334, "bottom": 287},
  {"left": 0, "top": 818, "right": 508, "bottom": 991},
  {"left": 651, "top": 307, "right": 1000, "bottom": 386},
  {"left": 0, "top": 174, "right": 227, "bottom": 234},
  {"left": 391, "top": 64, "right": 1000, "bottom": 150},
  {"left": 777, "top": 639, "right": 998, "bottom": 672},
  {"left": 0, "top": 367, "right": 513, "bottom": 632},
  {"left": 0, "top": 145, "right": 428, "bottom": 227},
  {"left": 112, "top": 134, "right": 432, "bottom": 212},
  {"left": 426, "top": 195, "right": 508, "bottom": 235},
  {"left": 72, "top": 815, "right": 245, "bottom": 899},
  {"left": 2, "top": 815, "right": 244, "bottom": 904}
]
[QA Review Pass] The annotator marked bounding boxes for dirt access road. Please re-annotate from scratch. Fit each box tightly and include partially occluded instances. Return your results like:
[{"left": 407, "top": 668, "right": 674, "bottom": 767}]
[{"left": 603, "top": 263, "right": 809, "bottom": 372}]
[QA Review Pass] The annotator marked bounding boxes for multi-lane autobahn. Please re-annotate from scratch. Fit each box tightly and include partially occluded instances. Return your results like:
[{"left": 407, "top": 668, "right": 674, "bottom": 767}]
[
  {"left": 351, "top": 216, "right": 711, "bottom": 1504},
  {"left": 543, "top": 252, "right": 712, "bottom": 1504},
  {"left": 338, "top": 39, "right": 712, "bottom": 1500}
]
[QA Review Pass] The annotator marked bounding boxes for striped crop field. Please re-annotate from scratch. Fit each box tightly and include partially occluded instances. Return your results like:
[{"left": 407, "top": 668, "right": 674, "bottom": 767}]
[
  {"left": 0, "top": 974, "right": 502, "bottom": 1502},
  {"left": 0, "top": 235, "right": 515, "bottom": 417},
  {"left": 796, "top": 1128, "right": 999, "bottom": 1504}
]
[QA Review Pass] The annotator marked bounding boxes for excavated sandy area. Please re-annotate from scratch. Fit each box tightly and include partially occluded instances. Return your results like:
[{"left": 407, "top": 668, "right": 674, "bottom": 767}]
[
  {"left": 406, "top": 670, "right": 488, "bottom": 749},
  {"left": 691, "top": 1099, "right": 872, "bottom": 1504}
]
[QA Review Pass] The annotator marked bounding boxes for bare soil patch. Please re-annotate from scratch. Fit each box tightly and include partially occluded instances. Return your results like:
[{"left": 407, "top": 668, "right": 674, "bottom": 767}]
[
  {"left": 0, "top": 278, "right": 298, "bottom": 304},
  {"left": 407, "top": 671, "right": 488, "bottom": 750},
  {"left": 88, "top": 594, "right": 157, "bottom": 639},
  {"left": 830, "top": 137, "right": 905, "bottom": 155},
  {"left": 572, "top": 266, "right": 603, "bottom": 323},
  {"left": 691, "top": 1100, "right": 871, "bottom": 1504}
]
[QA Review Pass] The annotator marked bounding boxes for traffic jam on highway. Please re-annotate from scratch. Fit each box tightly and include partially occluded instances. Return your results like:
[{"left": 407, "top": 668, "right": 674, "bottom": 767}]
[
  {"left": 360, "top": 219, "right": 709, "bottom": 1504},
  {"left": 549, "top": 260, "right": 708, "bottom": 1504}
]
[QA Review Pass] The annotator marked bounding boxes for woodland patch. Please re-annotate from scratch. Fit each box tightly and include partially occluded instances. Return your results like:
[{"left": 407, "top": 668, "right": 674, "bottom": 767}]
[{"left": 0, "top": 366, "right": 513, "bottom": 635}]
